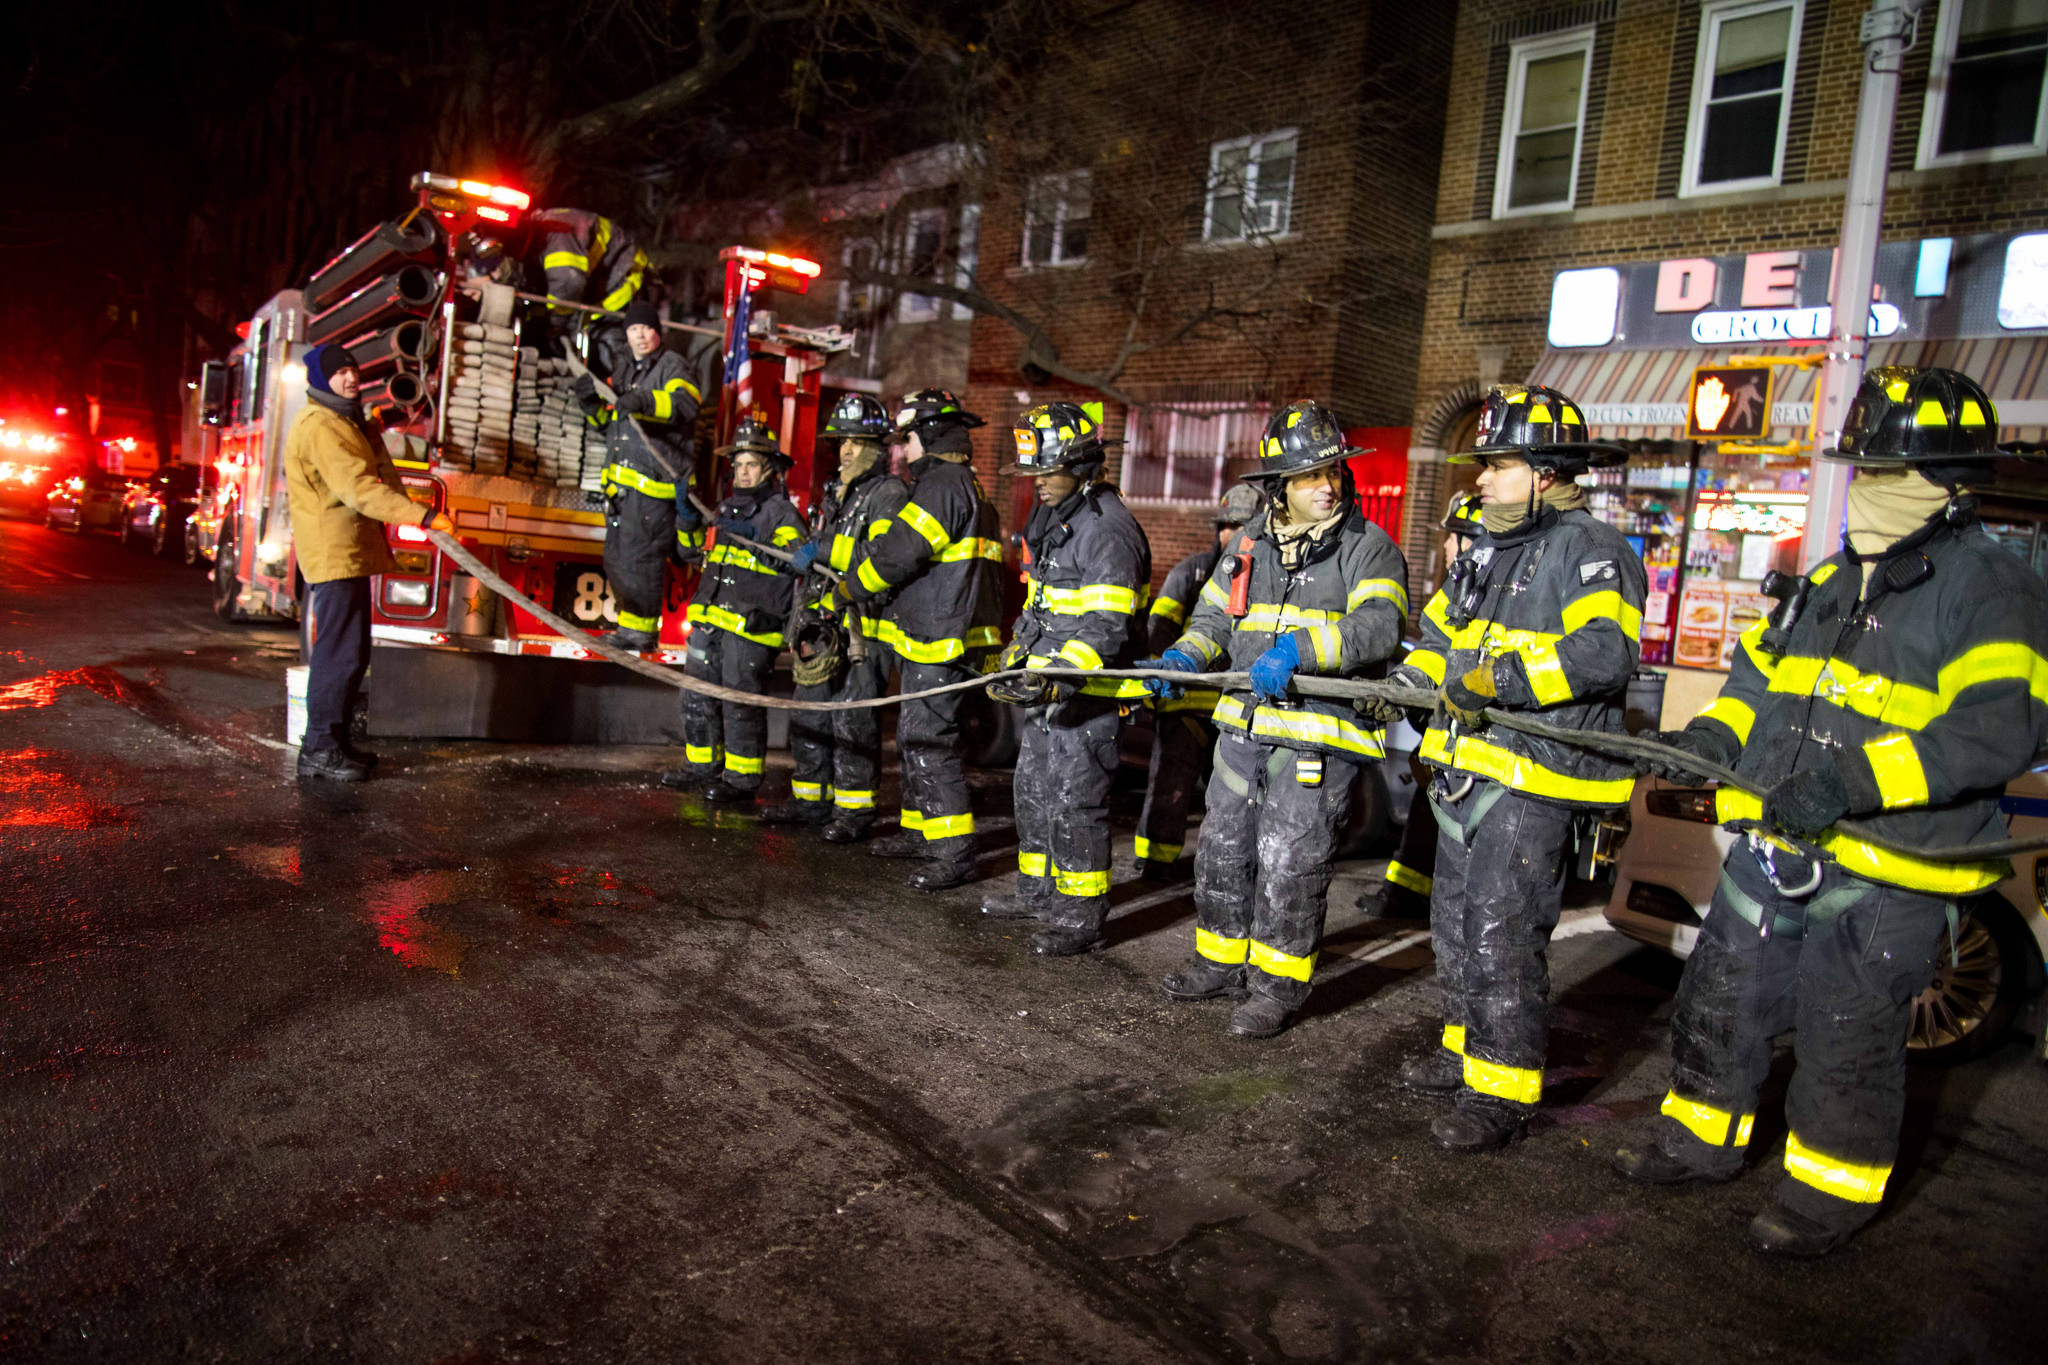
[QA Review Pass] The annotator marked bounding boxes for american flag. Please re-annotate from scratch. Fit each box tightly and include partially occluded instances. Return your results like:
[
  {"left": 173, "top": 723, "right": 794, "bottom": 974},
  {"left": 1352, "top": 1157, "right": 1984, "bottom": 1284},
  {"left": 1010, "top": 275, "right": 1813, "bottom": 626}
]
[{"left": 724, "top": 278, "right": 754, "bottom": 419}]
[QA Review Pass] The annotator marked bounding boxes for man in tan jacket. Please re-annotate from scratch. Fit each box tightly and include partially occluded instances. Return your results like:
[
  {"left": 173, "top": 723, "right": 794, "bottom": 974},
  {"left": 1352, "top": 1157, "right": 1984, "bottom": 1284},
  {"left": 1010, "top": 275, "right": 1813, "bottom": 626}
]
[{"left": 286, "top": 343, "right": 453, "bottom": 781}]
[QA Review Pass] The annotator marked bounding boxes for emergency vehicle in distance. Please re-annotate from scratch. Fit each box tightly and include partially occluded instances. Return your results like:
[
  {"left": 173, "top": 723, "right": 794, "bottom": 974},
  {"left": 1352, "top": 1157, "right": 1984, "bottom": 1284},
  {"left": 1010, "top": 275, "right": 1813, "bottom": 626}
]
[{"left": 189, "top": 174, "right": 846, "bottom": 739}]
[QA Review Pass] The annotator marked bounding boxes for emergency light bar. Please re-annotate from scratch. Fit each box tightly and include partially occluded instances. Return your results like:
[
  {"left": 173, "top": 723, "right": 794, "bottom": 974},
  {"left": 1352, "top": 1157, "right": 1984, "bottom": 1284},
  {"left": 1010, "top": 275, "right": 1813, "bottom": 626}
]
[
  {"left": 719, "top": 245, "right": 823, "bottom": 294},
  {"left": 411, "top": 173, "right": 532, "bottom": 235}
]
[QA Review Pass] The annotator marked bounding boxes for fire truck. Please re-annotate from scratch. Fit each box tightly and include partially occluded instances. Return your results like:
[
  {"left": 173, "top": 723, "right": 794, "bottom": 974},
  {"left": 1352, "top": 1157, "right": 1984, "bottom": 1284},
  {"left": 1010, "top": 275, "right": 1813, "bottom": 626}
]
[{"left": 194, "top": 174, "right": 845, "bottom": 740}]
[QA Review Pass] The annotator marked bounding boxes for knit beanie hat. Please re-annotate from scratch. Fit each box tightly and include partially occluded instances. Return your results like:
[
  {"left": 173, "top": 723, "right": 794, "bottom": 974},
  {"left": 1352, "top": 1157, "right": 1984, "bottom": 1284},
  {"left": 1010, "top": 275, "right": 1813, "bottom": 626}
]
[
  {"left": 621, "top": 300, "right": 662, "bottom": 332},
  {"left": 302, "top": 343, "right": 356, "bottom": 394}
]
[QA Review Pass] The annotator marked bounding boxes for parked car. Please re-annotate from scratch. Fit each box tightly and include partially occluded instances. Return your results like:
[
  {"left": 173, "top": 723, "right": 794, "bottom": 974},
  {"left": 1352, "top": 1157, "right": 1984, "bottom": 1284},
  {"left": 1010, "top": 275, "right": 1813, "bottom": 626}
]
[
  {"left": 1605, "top": 772, "right": 2048, "bottom": 1065},
  {"left": 0, "top": 458, "right": 60, "bottom": 516},
  {"left": 118, "top": 463, "right": 214, "bottom": 556},
  {"left": 44, "top": 469, "right": 139, "bottom": 533}
]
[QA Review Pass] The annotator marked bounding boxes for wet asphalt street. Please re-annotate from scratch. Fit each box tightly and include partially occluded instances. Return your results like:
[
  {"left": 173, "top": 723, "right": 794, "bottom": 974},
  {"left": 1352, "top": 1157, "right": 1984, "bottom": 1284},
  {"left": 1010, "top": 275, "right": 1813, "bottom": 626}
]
[{"left": 2, "top": 510, "right": 2046, "bottom": 1364}]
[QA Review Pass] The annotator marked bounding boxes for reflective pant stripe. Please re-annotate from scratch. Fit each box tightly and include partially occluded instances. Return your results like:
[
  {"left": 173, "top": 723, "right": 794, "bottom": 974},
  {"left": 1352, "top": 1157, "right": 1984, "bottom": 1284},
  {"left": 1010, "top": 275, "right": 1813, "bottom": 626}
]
[
  {"left": 1661, "top": 1091, "right": 1755, "bottom": 1148},
  {"left": 1054, "top": 866, "right": 1109, "bottom": 897},
  {"left": 1018, "top": 850, "right": 1048, "bottom": 877},
  {"left": 834, "top": 789, "right": 876, "bottom": 810},
  {"left": 617, "top": 609, "right": 659, "bottom": 632},
  {"left": 1133, "top": 836, "right": 1181, "bottom": 863},
  {"left": 791, "top": 781, "right": 828, "bottom": 802},
  {"left": 1196, "top": 928, "right": 1249, "bottom": 964},
  {"left": 1463, "top": 1053, "right": 1542, "bottom": 1104},
  {"left": 686, "top": 744, "right": 722, "bottom": 765},
  {"left": 920, "top": 812, "right": 975, "bottom": 840},
  {"left": 899, "top": 808, "right": 924, "bottom": 829},
  {"left": 724, "top": 753, "right": 764, "bottom": 776},
  {"left": 1783, "top": 1132, "right": 1889, "bottom": 1204},
  {"left": 1386, "top": 860, "right": 1433, "bottom": 895},
  {"left": 1249, "top": 939, "right": 1315, "bottom": 983},
  {"left": 1442, "top": 1023, "right": 1466, "bottom": 1054}
]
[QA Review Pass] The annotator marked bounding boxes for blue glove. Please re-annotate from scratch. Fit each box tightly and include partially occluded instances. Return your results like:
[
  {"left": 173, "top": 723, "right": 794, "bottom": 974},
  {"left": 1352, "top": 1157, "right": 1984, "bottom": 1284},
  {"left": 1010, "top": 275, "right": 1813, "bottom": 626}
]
[
  {"left": 1139, "top": 650, "right": 1200, "bottom": 700},
  {"left": 788, "top": 541, "right": 821, "bottom": 572},
  {"left": 674, "top": 498, "right": 702, "bottom": 531},
  {"left": 1248, "top": 634, "right": 1300, "bottom": 702},
  {"left": 716, "top": 516, "right": 757, "bottom": 540}
]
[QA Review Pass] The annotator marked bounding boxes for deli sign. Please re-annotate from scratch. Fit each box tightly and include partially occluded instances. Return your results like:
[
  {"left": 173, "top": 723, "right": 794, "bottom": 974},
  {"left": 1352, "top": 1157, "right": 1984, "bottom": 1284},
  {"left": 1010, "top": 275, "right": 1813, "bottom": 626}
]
[{"left": 1545, "top": 232, "right": 2048, "bottom": 350}]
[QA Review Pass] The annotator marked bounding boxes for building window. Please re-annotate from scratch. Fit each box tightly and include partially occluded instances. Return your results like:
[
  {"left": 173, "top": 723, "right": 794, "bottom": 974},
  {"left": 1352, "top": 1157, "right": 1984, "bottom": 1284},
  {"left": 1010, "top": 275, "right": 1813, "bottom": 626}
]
[
  {"left": 1494, "top": 29, "right": 1594, "bottom": 217},
  {"left": 1682, "top": 0, "right": 1802, "bottom": 194},
  {"left": 1918, "top": 0, "right": 2048, "bottom": 167},
  {"left": 836, "top": 237, "right": 880, "bottom": 327},
  {"left": 1122, "top": 401, "right": 1273, "bottom": 504},
  {"left": 1203, "top": 131, "right": 1297, "bottom": 242},
  {"left": 952, "top": 203, "right": 981, "bottom": 320},
  {"left": 1023, "top": 171, "right": 1089, "bottom": 267},
  {"left": 897, "top": 209, "right": 947, "bottom": 323}
]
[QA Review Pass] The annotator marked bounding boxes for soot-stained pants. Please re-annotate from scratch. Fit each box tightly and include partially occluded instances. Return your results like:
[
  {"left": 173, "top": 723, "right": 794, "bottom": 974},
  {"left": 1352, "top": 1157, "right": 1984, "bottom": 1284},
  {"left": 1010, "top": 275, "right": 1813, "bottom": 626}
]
[
  {"left": 896, "top": 655, "right": 978, "bottom": 865},
  {"left": 1014, "top": 694, "right": 1123, "bottom": 930},
  {"left": 680, "top": 625, "right": 776, "bottom": 789},
  {"left": 603, "top": 485, "right": 675, "bottom": 636},
  {"left": 1192, "top": 728, "right": 1360, "bottom": 1008},
  {"left": 1136, "top": 709, "right": 1214, "bottom": 866},
  {"left": 788, "top": 641, "right": 891, "bottom": 818},
  {"left": 1428, "top": 775, "right": 1577, "bottom": 1115},
  {"left": 1655, "top": 842, "right": 1948, "bottom": 1233}
]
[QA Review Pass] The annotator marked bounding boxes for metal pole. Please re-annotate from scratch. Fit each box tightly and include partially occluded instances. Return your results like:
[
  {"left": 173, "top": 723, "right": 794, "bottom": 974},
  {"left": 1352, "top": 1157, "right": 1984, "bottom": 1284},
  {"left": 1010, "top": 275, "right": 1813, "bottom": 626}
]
[{"left": 1806, "top": 0, "right": 1924, "bottom": 570}]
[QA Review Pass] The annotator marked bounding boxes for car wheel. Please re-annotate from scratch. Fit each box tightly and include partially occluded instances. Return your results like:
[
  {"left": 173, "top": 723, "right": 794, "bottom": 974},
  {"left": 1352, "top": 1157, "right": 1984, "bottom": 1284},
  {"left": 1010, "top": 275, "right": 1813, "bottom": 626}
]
[
  {"left": 1908, "top": 894, "right": 2035, "bottom": 1066},
  {"left": 151, "top": 517, "right": 171, "bottom": 556},
  {"left": 118, "top": 513, "right": 136, "bottom": 548},
  {"left": 183, "top": 521, "right": 202, "bottom": 567},
  {"left": 212, "top": 521, "right": 250, "bottom": 623}
]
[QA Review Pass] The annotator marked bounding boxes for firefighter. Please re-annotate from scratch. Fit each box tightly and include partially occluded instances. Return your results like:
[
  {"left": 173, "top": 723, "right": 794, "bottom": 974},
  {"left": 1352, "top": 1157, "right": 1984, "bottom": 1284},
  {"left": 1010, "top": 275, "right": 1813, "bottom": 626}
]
[
  {"left": 980, "top": 402, "right": 1152, "bottom": 954},
  {"left": 665, "top": 420, "right": 806, "bottom": 803},
  {"left": 531, "top": 208, "right": 649, "bottom": 376},
  {"left": 1612, "top": 367, "right": 2048, "bottom": 1256},
  {"left": 830, "top": 388, "right": 1005, "bottom": 891},
  {"left": 761, "top": 394, "right": 908, "bottom": 838},
  {"left": 1132, "top": 484, "right": 1262, "bottom": 881},
  {"left": 1366, "top": 385, "right": 1642, "bottom": 1149},
  {"left": 580, "top": 300, "right": 703, "bottom": 653},
  {"left": 1142, "top": 401, "right": 1410, "bottom": 1038},
  {"left": 1360, "top": 493, "right": 1486, "bottom": 920}
]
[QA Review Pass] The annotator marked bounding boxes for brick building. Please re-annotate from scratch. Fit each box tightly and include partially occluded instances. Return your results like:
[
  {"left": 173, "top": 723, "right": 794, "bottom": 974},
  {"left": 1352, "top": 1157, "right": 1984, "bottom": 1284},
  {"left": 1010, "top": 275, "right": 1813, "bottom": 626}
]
[{"left": 1410, "top": 0, "right": 2048, "bottom": 687}]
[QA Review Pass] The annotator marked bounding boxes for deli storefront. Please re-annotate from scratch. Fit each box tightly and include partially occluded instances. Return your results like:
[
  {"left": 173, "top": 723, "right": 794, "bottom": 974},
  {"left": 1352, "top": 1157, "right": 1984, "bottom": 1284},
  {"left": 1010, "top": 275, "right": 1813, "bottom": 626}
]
[{"left": 1532, "top": 231, "right": 2048, "bottom": 689}]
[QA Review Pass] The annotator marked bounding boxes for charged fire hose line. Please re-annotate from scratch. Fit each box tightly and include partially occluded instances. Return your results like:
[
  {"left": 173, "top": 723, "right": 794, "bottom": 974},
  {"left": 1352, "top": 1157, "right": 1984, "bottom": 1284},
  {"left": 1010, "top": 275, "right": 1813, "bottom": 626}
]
[{"left": 422, "top": 527, "right": 2048, "bottom": 864}]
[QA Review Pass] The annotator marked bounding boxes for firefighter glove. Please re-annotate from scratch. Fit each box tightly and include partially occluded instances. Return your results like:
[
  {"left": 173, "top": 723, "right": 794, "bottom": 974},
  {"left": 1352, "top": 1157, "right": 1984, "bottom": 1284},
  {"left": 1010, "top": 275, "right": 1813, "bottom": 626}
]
[
  {"left": 1442, "top": 662, "right": 1498, "bottom": 728},
  {"left": 1640, "top": 728, "right": 1723, "bottom": 786},
  {"left": 1248, "top": 635, "right": 1301, "bottom": 702},
  {"left": 573, "top": 374, "right": 604, "bottom": 415},
  {"left": 1139, "top": 650, "right": 1200, "bottom": 700},
  {"left": 674, "top": 497, "right": 702, "bottom": 531},
  {"left": 788, "top": 541, "right": 821, "bottom": 573},
  {"left": 614, "top": 389, "right": 651, "bottom": 415},
  {"left": 1760, "top": 765, "right": 1852, "bottom": 838},
  {"left": 715, "top": 516, "right": 757, "bottom": 540},
  {"left": 1355, "top": 663, "right": 1435, "bottom": 726},
  {"left": 987, "top": 670, "right": 1074, "bottom": 707}
]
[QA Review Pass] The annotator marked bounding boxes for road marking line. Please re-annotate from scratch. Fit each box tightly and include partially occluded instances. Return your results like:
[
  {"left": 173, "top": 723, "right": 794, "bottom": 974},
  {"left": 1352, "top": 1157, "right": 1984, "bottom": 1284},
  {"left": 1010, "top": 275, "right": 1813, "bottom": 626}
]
[
  {"left": 244, "top": 733, "right": 293, "bottom": 752},
  {"left": 1553, "top": 912, "right": 1617, "bottom": 941},
  {"left": 1328, "top": 928, "right": 1433, "bottom": 965}
]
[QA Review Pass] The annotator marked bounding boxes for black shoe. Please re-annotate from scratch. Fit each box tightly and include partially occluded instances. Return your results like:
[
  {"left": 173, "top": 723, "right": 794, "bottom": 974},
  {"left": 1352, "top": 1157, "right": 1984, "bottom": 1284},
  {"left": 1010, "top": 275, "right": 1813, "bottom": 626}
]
[
  {"left": 1139, "top": 858, "right": 1183, "bottom": 884},
  {"left": 760, "top": 799, "right": 830, "bottom": 826},
  {"left": 1228, "top": 995, "right": 1293, "bottom": 1038},
  {"left": 1746, "top": 1203, "right": 1851, "bottom": 1257},
  {"left": 343, "top": 745, "right": 380, "bottom": 771},
  {"left": 609, "top": 627, "right": 659, "bottom": 653},
  {"left": 659, "top": 766, "right": 718, "bottom": 791},
  {"left": 821, "top": 817, "right": 873, "bottom": 844},
  {"left": 1611, "top": 1145, "right": 1738, "bottom": 1188},
  {"left": 981, "top": 891, "right": 1047, "bottom": 920},
  {"left": 1395, "top": 1048, "right": 1464, "bottom": 1094},
  {"left": 1360, "top": 883, "right": 1432, "bottom": 919},
  {"left": 867, "top": 831, "right": 929, "bottom": 859},
  {"left": 909, "top": 859, "right": 977, "bottom": 892},
  {"left": 296, "top": 747, "right": 368, "bottom": 783},
  {"left": 1161, "top": 961, "right": 1248, "bottom": 1002},
  {"left": 1431, "top": 1106, "right": 1528, "bottom": 1152},
  {"left": 1028, "top": 926, "right": 1102, "bottom": 956},
  {"left": 702, "top": 780, "right": 758, "bottom": 806}
]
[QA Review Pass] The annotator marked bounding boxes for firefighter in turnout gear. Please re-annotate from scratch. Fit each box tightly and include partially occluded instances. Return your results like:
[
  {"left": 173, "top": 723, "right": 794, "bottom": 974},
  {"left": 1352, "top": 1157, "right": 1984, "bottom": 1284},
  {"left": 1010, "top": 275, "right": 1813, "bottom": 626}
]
[
  {"left": 761, "top": 394, "right": 909, "bottom": 839},
  {"left": 1612, "top": 367, "right": 2048, "bottom": 1256},
  {"left": 980, "top": 402, "right": 1153, "bottom": 955},
  {"left": 1379, "top": 385, "right": 1643, "bottom": 1151},
  {"left": 585, "top": 300, "right": 703, "bottom": 653},
  {"left": 830, "top": 389, "right": 1005, "bottom": 890},
  {"left": 665, "top": 420, "right": 806, "bottom": 803},
  {"left": 1143, "top": 401, "right": 1410, "bottom": 1038},
  {"left": 531, "top": 208, "right": 650, "bottom": 376},
  {"left": 1133, "top": 483, "right": 1262, "bottom": 881}
]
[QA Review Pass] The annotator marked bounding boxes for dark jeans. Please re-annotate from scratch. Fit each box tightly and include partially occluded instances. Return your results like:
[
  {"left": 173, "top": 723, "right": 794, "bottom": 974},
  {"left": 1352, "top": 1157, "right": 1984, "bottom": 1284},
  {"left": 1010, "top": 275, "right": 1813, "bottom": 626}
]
[{"left": 302, "top": 576, "right": 372, "bottom": 753}]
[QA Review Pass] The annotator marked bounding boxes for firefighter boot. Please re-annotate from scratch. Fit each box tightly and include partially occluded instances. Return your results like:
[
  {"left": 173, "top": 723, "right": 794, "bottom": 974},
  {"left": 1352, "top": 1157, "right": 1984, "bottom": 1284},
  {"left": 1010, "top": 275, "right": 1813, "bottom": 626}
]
[
  {"left": 1395, "top": 1048, "right": 1464, "bottom": 1094},
  {"left": 982, "top": 888, "right": 1049, "bottom": 920},
  {"left": 1160, "top": 959, "right": 1248, "bottom": 1002},
  {"left": 1611, "top": 1145, "right": 1738, "bottom": 1188},
  {"left": 760, "top": 799, "right": 831, "bottom": 826},
  {"left": 609, "top": 627, "right": 659, "bottom": 654},
  {"left": 297, "top": 747, "right": 368, "bottom": 783},
  {"left": 659, "top": 765, "right": 720, "bottom": 792},
  {"left": 909, "top": 838, "right": 978, "bottom": 892},
  {"left": 1228, "top": 994, "right": 1293, "bottom": 1039},
  {"left": 702, "top": 780, "right": 758, "bottom": 806},
  {"left": 866, "top": 826, "right": 930, "bottom": 858},
  {"left": 1745, "top": 1203, "right": 1851, "bottom": 1257},
  {"left": 1029, "top": 925, "right": 1103, "bottom": 956},
  {"left": 1431, "top": 1101, "right": 1529, "bottom": 1152},
  {"left": 820, "top": 814, "right": 873, "bottom": 844}
]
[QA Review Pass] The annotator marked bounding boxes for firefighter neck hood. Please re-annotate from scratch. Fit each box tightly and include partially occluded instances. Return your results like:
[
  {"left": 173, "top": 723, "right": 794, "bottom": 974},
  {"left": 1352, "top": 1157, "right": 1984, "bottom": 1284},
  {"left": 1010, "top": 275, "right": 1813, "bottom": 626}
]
[
  {"left": 1846, "top": 468, "right": 1956, "bottom": 574},
  {"left": 912, "top": 422, "right": 975, "bottom": 468},
  {"left": 838, "top": 440, "right": 883, "bottom": 486},
  {"left": 1482, "top": 476, "right": 1586, "bottom": 534},
  {"left": 1268, "top": 504, "right": 1346, "bottom": 571}
]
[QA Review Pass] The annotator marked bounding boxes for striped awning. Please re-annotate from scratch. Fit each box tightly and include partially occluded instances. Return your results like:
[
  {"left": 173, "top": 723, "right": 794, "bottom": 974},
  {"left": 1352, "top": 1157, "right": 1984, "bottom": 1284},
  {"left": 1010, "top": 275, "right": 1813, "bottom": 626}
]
[{"left": 1529, "top": 339, "right": 2048, "bottom": 442}]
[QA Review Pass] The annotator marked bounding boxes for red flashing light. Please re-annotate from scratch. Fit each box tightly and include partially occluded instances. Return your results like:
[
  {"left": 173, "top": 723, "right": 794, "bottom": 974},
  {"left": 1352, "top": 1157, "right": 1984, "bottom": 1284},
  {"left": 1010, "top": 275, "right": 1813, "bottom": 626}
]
[
  {"left": 458, "top": 180, "right": 529, "bottom": 210},
  {"left": 234, "top": 322, "right": 251, "bottom": 340},
  {"left": 764, "top": 252, "right": 822, "bottom": 278}
]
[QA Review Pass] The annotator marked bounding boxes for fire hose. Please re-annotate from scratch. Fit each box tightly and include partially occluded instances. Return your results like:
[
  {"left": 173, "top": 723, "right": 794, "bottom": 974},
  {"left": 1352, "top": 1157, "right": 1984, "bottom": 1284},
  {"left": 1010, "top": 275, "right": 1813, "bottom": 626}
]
[{"left": 421, "top": 525, "right": 2048, "bottom": 865}]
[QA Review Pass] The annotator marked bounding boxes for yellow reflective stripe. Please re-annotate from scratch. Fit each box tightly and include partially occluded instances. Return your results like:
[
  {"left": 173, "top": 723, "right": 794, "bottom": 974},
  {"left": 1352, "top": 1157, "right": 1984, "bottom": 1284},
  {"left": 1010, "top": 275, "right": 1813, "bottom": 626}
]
[
  {"left": 935, "top": 537, "right": 1003, "bottom": 563},
  {"left": 1423, "top": 591, "right": 1453, "bottom": 636},
  {"left": 1463, "top": 1053, "right": 1542, "bottom": 1104},
  {"left": 900, "top": 808, "right": 925, "bottom": 829},
  {"left": 920, "top": 812, "right": 976, "bottom": 839},
  {"left": 592, "top": 217, "right": 612, "bottom": 259},
  {"left": 1712, "top": 788, "right": 2008, "bottom": 894},
  {"left": 543, "top": 249, "right": 589, "bottom": 271},
  {"left": 1155, "top": 688, "right": 1222, "bottom": 714},
  {"left": 616, "top": 609, "right": 659, "bottom": 632},
  {"left": 1347, "top": 577, "right": 1410, "bottom": 614},
  {"left": 1249, "top": 939, "right": 1316, "bottom": 982},
  {"left": 899, "top": 501, "right": 951, "bottom": 551},
  {"left": 1419, "top": 727, "right": 1637, "bottom": 804},
  {"left": 1197, "top": 928, "right": 1249, "bottom": 964},
  {"left": 1698, "top": 695, "right": 1755, "bottom": 743},
  {"left": 1054, "top": 865, "right": 1110, "bottom": 897},
  {"left": 772, "top": 525, "right": 803, "bottom": 548},
  {"left": 677, "top": 528, "right": 705, "bottom": 549},
  {"left": 867, "top": 517, "right": 894, "bottom": 538},
  {"left": 1784, "top": 1132, "right": 1889, "bottom": 1204},
  {"left": 1386, "top": 860, "right": 1433, "bottom": 895},
  {"left": 1133, "top": 836, "right": 1181, "bottom": 862},
  {"left": 1213, "top": 696, "right": 1386, "bottom": 758},
  {"left": 1407, "top": 648, "right": 1449, "bottom": 686},
  {"left": 791, "top": 781, "right": 828, "bottom": 801},
  {"left": 600, "top": 271, "right": 641, "bottom": 314},
  {"left": 1055, "top": 639, "right": 1104, "bottom": 669},
  {"left": 684, "top": 602, "right": 784, "bottom": 648},
  {"left": 1018, "top": 850, "right": 1048, "bottom": 876},
  {"left": 1036, "top": 583, "right": 1140, "bottom": 614},
  {"left": 1200, "top": 579, "right": 1231, "bottom": 610},
  {"left": 1517, "top": 640, "right": 1574, "bottom": 705},
  {"left": 1305, "top": 625, "right": 1344, "bottom": 670},
  {"left": 708, "top": 543, "right": 788, "bottom": 577},
  {"left": 1241, "top": 602, "right": 1342, "bottom": 631},
  {"left": 834, "top": 789, "right": 876, "bottom": 809},
  {"left": 1661, "top": 1091, "right": 1755, "bottom": 1148},
  {"left": 1737, "top": 617, "right": 1779, "bottom": 682},
  {"left": 646, "top": 377, "right": 700, "bottom": 421},
  {"left": 857, "top": 559, "right": 889, "bottom": 594},
  {"left": 1151, "top": 595, "right": 1188, "bottom": 627},
  {"left": 1560, "top": 589, "right": 1643, "bottom": 642},
  {"left": 830, "top": 534, "right": 855, "bottom": 571},
  {"left": 1769, "top": 641, "right": 2048, "bottom": 731},
  {"left": 1441, "top": 1023, "right": 1466, "bottom": 1054},
  {"left": 605, "top": 464, "right": 675, "bottom": 499},
  {"left": 867, "top": 617, "right": 975, "bottom": 664},
  {"left": 1865, "top": 732, "right": 1930, "bottom": 809},
  {"left": 1811, "top": 562, "right": 1839, "bottom": 584},
  {"left": 1176, "top": 633, "right": 1225, "bottom": 667},
  {"left": 686, "top": 744, "right": 721, "bottom": 765}
]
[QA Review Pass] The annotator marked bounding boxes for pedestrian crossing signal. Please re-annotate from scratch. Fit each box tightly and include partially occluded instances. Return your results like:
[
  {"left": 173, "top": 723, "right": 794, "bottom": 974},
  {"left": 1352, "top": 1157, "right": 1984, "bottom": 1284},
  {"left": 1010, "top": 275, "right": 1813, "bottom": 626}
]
[{"left": 1688, "top": 365, "right": 1773, "bottom": 441}]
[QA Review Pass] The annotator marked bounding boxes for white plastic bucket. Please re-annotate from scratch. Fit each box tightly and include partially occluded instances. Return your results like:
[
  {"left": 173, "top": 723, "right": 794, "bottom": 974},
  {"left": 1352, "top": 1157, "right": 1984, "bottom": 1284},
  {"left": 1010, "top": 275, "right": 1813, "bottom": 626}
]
[{"left": 286, "top": 666, "right": 309, "bottom": 747}]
